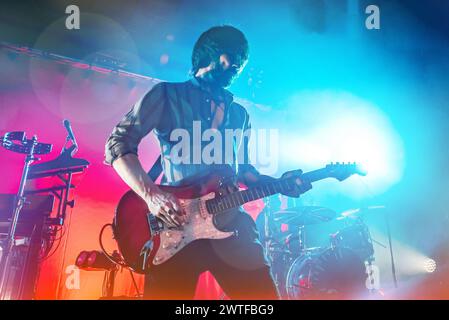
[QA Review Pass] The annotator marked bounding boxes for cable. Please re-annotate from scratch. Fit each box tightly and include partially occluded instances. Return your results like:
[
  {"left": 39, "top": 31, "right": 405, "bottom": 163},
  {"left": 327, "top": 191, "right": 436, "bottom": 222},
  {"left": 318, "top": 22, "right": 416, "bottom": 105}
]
[
  {"left": 55, "top": 197, "right": 74, "bottom": 300},
  {"left": 99, "top": 223, "right": 127, "bottom": 268},
  {"left": 99, "top": 223, "right": 145, "bottom": 298},
  {"left": 39, "top": 225, "right": 65, "bottom": 261}
]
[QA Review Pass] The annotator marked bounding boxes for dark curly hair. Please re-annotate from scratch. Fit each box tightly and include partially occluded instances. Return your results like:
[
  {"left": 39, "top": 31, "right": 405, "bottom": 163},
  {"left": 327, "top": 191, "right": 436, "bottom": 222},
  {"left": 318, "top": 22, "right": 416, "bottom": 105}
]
[{"left": 191, "top": 25, "right": 249, "bottom": 75}]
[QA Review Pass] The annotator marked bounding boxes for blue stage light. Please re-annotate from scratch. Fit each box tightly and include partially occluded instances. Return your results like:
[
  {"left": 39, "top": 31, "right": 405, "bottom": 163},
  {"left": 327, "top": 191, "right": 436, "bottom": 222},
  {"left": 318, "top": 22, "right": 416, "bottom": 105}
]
[{"left": 278, "top": 90, "right": 405, "bottom": 198}]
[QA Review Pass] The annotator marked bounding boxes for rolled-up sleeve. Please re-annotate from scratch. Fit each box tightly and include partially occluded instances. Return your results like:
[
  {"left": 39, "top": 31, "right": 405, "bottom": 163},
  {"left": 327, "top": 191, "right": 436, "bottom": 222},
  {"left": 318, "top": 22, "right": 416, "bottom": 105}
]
[{"left": 104, "top": 82, "right": 166, "bottom": 166}]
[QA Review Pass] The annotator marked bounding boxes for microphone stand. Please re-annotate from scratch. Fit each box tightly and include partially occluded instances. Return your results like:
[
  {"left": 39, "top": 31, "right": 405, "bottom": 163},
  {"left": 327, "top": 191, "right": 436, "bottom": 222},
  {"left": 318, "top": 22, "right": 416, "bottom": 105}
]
[{"left": 62, "top": 120, "right": 78, "bottom": 156}]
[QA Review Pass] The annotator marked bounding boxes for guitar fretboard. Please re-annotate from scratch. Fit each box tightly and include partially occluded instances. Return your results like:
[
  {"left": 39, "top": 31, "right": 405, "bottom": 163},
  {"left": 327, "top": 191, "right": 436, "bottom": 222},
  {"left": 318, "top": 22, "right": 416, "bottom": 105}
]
[
  {"left": 205, "top": 167, "right": 331, "bottom": 215},
  {"left": 206, "top": 178, "right": 296, "bottom": 214}
]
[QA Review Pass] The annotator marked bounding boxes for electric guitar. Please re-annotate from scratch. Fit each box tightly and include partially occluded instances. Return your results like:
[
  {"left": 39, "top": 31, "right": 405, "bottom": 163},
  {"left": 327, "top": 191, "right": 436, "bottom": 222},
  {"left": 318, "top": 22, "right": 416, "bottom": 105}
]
[{"left": 112, "top": 162, "right": 365, "bottom": 273}]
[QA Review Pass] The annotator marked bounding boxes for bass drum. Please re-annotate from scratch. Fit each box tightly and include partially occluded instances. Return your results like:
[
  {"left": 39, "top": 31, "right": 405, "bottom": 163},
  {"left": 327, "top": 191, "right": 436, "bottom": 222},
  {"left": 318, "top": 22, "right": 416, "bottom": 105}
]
[
  {"left": 330, "top": 222, "right": 374, "bottom": 262},
  {"left": 286, "top": 247, "right": 367, "bottom": 299}
]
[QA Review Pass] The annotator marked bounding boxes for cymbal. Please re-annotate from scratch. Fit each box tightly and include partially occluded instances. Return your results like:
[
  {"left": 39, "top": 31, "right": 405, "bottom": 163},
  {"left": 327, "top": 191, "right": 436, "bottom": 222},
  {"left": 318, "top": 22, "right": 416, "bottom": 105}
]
[
  {"left": 337, "top": 205, "right": 385, "bottom": 220},
  {"left": 273, "top": 206, "right": 336, "bottom": 226}
]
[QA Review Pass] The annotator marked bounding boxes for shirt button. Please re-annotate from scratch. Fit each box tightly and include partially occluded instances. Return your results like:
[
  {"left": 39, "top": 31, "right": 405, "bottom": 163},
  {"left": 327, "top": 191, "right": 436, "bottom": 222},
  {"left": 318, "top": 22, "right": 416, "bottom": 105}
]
[{"left": 206, "top": 98, "right": 210, "bottom": 103}]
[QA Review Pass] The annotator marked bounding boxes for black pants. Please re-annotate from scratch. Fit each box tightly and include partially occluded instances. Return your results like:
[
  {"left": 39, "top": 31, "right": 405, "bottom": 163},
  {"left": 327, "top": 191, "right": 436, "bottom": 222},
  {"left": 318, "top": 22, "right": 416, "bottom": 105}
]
[{"left": 144, "top": 212, "right": 278, "bottom": 300}]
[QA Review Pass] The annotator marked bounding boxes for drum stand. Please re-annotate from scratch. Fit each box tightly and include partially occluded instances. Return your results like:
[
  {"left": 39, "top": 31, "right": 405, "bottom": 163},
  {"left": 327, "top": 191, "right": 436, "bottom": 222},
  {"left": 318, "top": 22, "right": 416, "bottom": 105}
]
[
  {"left": 385, "top": 211, "right": 398, "bottom": 288},
  {"left": 263, "top": 201, "right": 281, "bottom": 290},
  {"left": 298, "top": 225, "right": 306, "bottom": 252}
]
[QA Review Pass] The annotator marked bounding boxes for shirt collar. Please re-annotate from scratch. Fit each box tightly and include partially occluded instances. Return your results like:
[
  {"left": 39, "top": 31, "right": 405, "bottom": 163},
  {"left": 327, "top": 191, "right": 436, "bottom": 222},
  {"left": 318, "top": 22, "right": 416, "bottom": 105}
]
[{"left": 190, "top": 77, "right": 234, "bottom": 105}]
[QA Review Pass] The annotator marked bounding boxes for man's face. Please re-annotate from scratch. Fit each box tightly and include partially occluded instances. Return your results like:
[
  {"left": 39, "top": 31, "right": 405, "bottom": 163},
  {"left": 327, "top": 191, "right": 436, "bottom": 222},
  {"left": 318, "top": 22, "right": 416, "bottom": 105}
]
[{"left": 207, "top": 53, "right": 246, "bottom": 88}]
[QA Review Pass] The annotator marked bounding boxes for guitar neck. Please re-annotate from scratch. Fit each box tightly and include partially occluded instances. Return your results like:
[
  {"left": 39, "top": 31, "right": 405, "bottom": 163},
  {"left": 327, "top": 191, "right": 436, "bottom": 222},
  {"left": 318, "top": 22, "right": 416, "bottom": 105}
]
[{"left": 206, "top": 167, "right": 330, "bottom": 215}]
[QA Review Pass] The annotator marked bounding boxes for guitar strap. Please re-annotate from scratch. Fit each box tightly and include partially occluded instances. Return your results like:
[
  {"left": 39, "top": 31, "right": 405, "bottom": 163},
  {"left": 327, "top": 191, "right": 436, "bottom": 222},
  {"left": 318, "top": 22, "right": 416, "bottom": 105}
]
[{"left": 147, "top": 154, "right": 163, "bottom": 181}]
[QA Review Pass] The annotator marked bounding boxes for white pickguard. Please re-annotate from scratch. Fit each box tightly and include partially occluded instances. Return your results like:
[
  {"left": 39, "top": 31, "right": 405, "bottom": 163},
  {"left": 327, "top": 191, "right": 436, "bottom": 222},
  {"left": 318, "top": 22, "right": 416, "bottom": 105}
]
[{"left": 153, "top": 192, "right": 233, "bottom": 265}]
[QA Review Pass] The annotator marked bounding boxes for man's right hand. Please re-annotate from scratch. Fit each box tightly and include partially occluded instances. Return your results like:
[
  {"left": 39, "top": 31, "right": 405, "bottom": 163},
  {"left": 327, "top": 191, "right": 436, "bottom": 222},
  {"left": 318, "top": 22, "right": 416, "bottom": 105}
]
[
  {"left": 111, "top": 154, "right": 185, "bottom": 228},
  {"left": 145, "top": 186, "right": 185, "bottom": 228}
]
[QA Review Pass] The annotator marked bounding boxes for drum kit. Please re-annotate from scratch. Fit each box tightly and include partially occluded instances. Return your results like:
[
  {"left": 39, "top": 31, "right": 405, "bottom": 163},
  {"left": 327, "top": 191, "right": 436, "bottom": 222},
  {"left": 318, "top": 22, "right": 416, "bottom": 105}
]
[{"left": 258, "top": 201, "right": 383, "bottom": 299}]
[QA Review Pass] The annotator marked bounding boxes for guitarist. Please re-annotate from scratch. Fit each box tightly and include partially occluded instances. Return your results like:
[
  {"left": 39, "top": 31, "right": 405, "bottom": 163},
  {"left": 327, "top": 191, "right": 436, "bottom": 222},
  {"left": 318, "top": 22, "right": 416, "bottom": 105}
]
[{"left": 105, "top": 25, "right": 311, "bottom": 299}]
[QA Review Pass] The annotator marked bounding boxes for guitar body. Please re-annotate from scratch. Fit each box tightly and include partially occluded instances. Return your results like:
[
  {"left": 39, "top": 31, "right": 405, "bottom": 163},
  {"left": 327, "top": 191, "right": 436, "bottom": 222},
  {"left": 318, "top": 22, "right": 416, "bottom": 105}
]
[{"left": 113, "top": 169, "right": 236, "bottom": 274}]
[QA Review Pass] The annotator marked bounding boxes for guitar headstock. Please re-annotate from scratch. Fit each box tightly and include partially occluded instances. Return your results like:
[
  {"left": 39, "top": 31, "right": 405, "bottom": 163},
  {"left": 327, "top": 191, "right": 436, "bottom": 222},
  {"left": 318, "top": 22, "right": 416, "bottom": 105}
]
[{"left": 325, "top": 162, "right": 367, "bottom": 181}]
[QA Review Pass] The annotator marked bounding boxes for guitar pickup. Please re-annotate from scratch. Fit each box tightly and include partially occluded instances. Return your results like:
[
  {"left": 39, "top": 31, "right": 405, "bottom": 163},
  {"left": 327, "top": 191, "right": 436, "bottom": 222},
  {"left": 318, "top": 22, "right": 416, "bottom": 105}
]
[{"left": 147, "top": 212, "right": 163, "bottom": 234}]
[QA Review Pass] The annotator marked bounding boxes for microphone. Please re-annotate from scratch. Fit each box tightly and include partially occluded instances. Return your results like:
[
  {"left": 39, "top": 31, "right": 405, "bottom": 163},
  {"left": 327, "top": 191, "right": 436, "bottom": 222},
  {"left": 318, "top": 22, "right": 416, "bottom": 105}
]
[{"left": 63, "top": 119, "right": 78, "bottom": 147}]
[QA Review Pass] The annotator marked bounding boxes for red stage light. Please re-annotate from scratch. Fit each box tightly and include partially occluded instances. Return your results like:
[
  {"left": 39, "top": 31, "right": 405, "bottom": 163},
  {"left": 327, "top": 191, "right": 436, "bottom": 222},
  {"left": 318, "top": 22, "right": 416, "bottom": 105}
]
[{"left": 75, "top": 250, "right": 116, "bottom": 271}]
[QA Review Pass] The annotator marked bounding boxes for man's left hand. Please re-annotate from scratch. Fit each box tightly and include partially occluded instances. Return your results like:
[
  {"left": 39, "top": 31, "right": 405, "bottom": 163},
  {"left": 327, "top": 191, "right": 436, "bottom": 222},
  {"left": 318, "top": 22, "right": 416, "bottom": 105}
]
[{"left": 280, "top": 169, "right": 312, "bottom": 198}]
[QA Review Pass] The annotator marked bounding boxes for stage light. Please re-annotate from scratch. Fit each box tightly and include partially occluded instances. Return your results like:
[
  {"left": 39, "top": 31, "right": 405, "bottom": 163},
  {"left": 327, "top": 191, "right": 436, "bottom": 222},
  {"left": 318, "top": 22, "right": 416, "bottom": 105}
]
[
  {"left": 367, "top": 229, "right": 438, "bottom": 279},
  {"left": 75, "top": 250, "right": 90, "bottom": 268},
  {"left": 424, "top": 259, "right": 436, "bottom": 273},
  {"left": 75, "top": 250, "right": 116, "bottom": 271},
  {"left": 278, "top": 91, "right": 404, "bottom": 198}
]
